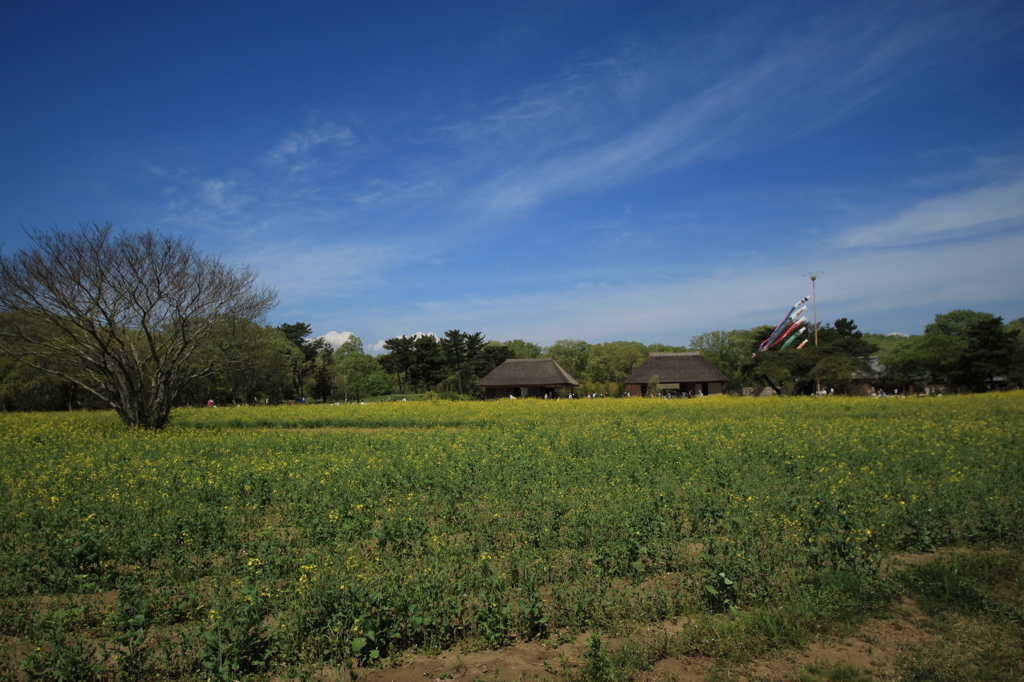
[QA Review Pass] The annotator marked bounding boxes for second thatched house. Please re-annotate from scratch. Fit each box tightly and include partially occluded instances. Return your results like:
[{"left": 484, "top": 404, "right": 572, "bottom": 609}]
[
  {"left": 624, "top": 352, "right": 728, "bottom": 396},
  {"left": 476, "top": 358, "right": 579, "bottom": 399}
]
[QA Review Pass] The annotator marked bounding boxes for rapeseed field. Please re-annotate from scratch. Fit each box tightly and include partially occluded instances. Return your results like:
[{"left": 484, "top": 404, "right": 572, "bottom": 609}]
[{"left": 1, "top": 394, "right": 1021, "bottom": 679}]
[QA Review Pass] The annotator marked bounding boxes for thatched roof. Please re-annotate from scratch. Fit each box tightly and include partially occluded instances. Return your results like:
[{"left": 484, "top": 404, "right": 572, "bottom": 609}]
[
  {"left": 476, "top": 359, "right": 579, "bottom": 387},
  {"left": 624, "top": 352, "right": 728, "bottom": 384}
]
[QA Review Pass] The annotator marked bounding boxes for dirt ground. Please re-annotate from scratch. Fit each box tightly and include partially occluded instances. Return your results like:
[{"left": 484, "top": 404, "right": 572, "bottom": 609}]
[
  {"left": 341, "top": 594, "right": 934, "bottom": 682},
  {"left": 308, "top": 549, "right": 968, "bottom": 681},
  {"left": 0, "top": 590, "right": 935, "bottom": 682},
  {"left": 1, "top": 551, "right": 973, "bottom": 681}
]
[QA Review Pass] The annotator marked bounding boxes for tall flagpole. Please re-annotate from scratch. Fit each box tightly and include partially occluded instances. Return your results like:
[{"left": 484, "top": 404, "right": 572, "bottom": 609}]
[{"left": 804, "top": 271, "right": 823, "bottom": 393}]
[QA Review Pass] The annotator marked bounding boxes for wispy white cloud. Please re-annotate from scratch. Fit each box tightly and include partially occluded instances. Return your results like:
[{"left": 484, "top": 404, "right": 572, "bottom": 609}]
[
  {"left": 199, "top": 179, "right": 248, "bottom": 212},
  {"left": 266, "top": 120, "right": 355, "bottom": 167},
  {"left": 108, "top": 2, "right": 1024, "bottom": 349},
  {"left": 361, "top": 226, "right": 1024, "bottom": 346},
  {"left": 147, "top": 165, "right": 189, "bottom": 179},
  {"left": 232, "top": 235, "right": 426, "bottom": 303},
  {"left": 840, "top": 177, "right": 1024, "bottom": 248},
  {"left": 440, "top": 64, "right": 607, "bottom": 151},
  {"left": 343, "top": 176, "right": 446, "bottom": 208},
  {"left": 467, "top": 3, "right": 1022, "bottom": 217},
  {"left": 158, "top": 176, "right": 254, "bottom": 229}
]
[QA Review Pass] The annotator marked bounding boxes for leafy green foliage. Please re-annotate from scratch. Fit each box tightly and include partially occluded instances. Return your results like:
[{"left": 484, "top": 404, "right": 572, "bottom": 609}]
[
  {"left": 544, "top": 339, "right": 592, "bottom": 380},
  {"left": 739, "top": 318, "right": 877, "bottom": 394},
  {"left": 878, "top": 310, "right": 1023, "bottom": 391},
  {"left": 584, "top": 341, "right": 647, "bottom": 385},
  {"left": 502, "top": 339, "right": 543, "bottom": 359},
  {"left": 334, "top": 336, "right": 392, "bottom": 402},
  {"left": 276, "top": 322, "right": 333, "bottom": 401},
  {"left": 378, "top": 330, "right": 502, "bottom": 396},
  {"left": 689, "top": 329, "right": 755, "bottom": 392},
  {"left": 180, "top": 322, "right": 300, "bottom": 406}
]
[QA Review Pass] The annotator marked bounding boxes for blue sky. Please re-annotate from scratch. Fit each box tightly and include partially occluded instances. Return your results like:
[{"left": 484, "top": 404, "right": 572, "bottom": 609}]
[{"left": 3, "top": 1, "right": 1023, "bottom": 352}]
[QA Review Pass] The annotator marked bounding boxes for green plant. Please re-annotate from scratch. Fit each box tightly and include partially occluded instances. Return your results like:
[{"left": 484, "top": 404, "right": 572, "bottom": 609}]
[
  {"left": 350, "top": 627, "right": 380, "bottom": 664},
  {"left": 901, "top": 561, "right": 1024, "bottom": 622},
  {"left": 21, "top": 632, "right": 105, "bottom": 682},
  {"left": 572, "top": 633, "right": 615, "bottom": 682},
  {"left": 517, "top": 596, "right": 549, "bottom": 640},
  {"left": 474, "top": 595, "right": 512, "bottom": 648},
  {"left": 106, "top": 627, "right": 149, "bottom": 680},
  {"left": 197, "top": 585, "right": 272, "bottom": 681},
  {"left": 704, "top": 572, "right": 739, "bottom": 615}
]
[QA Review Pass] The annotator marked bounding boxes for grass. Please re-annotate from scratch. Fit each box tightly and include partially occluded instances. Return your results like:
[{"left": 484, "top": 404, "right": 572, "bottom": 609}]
[{"left": 893, "top": 550, "right": 1024, "bottom": 681}]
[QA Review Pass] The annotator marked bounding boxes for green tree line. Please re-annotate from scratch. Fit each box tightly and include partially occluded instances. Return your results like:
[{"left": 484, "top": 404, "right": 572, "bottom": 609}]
[
  {"left": 4, "top": 226, "right": 1020, "bottom": 424},
  {"left": 690, "top": 310, "right": 1023, "bottom": 396},
  {"left": 871, "top": 310, "right": 1024, "bottom": 393},
  {"left": 5, "top": 309, "right": 1021, "bottom": 412}
]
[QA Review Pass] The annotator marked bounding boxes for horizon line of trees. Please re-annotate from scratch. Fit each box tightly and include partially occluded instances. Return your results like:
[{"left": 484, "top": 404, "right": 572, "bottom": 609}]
[
  {"left": 5, "top": 225, "right": 1018, "bottom": 428},
  {"left": 4, "top": 308, "right": 1020, "bottom": 414}
]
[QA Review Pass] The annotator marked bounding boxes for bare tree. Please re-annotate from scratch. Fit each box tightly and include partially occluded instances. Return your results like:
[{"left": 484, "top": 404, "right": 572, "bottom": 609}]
[{"left": 0, "top": 223, "right": 278, "bottom": 428}]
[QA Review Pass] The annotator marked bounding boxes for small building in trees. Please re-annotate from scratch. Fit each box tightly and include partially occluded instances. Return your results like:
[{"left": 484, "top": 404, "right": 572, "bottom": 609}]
[
  {"left": 624, "top": 352, "right": 728, "bottom": 396},
  {"left": 476, "top": 358, "right": 579, "bottom": 399}
]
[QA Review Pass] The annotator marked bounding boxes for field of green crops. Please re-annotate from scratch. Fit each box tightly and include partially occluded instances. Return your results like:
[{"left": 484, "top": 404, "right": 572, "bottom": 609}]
[{"left": 1, "top": 394, "right": 1022, "bottom": 680}]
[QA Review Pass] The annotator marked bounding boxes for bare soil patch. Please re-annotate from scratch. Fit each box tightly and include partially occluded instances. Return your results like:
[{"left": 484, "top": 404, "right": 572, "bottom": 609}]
[
  {"left": 721, "top": 596, "right": 934, "bottom": 681},
  {"left": 344, "top": 597, "right": 936, "bottom": 682}
]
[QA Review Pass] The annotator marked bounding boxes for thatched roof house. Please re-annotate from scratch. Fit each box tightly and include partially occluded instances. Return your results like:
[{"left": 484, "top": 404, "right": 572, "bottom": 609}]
[
  {"left": 476, "top": 358, "right": 579, "bottom": 399},
  {"left": 624, "top": 352, "right": 728, "bottom": 396}
]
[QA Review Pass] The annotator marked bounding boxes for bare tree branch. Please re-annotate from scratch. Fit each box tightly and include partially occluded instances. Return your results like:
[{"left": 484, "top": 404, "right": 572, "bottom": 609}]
[{"left": 0, "top": 223, "right": 278, "bottom": 428}]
